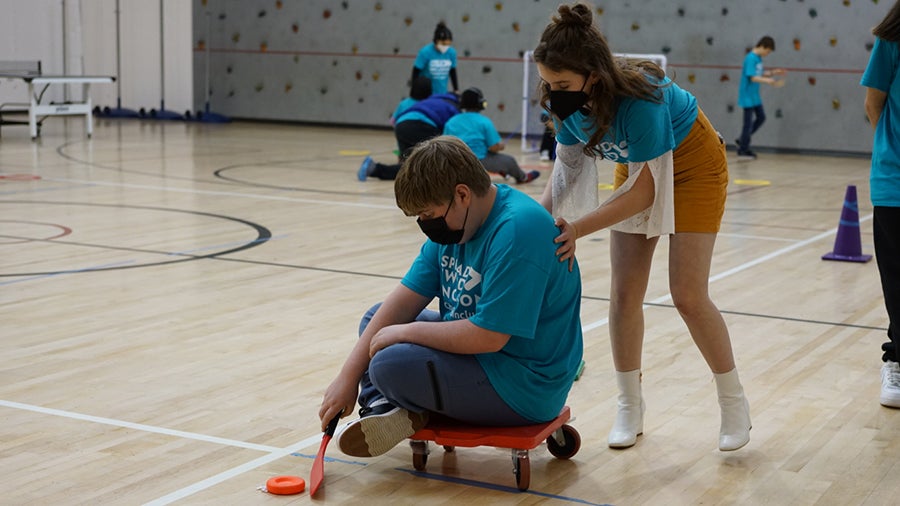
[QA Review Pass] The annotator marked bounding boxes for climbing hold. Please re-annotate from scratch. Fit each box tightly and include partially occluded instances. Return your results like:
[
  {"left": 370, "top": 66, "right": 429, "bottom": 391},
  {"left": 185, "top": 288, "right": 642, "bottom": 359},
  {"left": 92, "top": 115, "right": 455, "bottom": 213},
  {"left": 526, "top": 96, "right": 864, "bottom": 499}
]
[
  {"left": 677, "top": 7, "right": 685, "bottom": 16},
  {"left": 284, "top": 83, "right": 292, "bottom": 93},
  {"left": 404, "top": 16, "right": 412, "bottom": 26},
  {"left": 495, "top": 2, "right": 503, "bottom": 11},
  {"left": 292, "top": 23, "right": 298, "bottom": 33},
  {"left": 260, "top": 42, "right": 267, "bottom": 52},
  {"left": 775, "top": 108, "right": 783, "bottom": 118},
  {"left": 830, "top": 37, "right": 838, "bottom": 47},
  {"left": 372, "top": 72, "right": 380, "bottom": 81},
  {"left": 631, "top": 22, "right": 640, "bottom": 31},
  {"left": 809, "top": 8, "right": 817, "bottom": 18},
  {"left": 727, "top": 104, "right": 734, "bottom": 113},
  {"left": 352, "top": 44, "right": 358, "bottom": 54},
  {"left": 375, "top": 2, "right": 382, "bottom": 11},
  {"left": 832, "top": 99, "right": 840, "bottom": 110},
  {"left": 258, "top": 9, "right": 266, "bottom": 18},
  {"left": 720, "top": 74, "right": 730, "bottom": 82},
  {"left": 794, "top": 38, "right": 801, "bottom": 50},
  {"left": 661, "top": 45, "right": 671, "bottom": 54},
  {"left": 482, "top": 65, "right": 492, "bottom": 74},
  {"left": 688, "top": 73, "right": 696, "bottom": 83},
  {"left": 232, "top": 32, "right": 240, "bottom": 43},
  {"left": 498, "top": 102, "right": 505, "bottom": 112},
  {"left": 706, "top": 36, "right": 714, "bottom": 46},
  {"left": 512, "top": 22, "right": 520, "bottom": 32},
  {"left": 323, "top": 9, "right": 331, "bottom": 19},
  {"left": 462, "top": 14, "right": 470, "bottom": 22},
  {"left": 255, "top": 83, "right": 264, "bottom": 92},
  {"left": 808, "top": 76, "right": 816, "bottom": 85},
  {"left": 355, "top": 71, "right": 362, "bottom": 80}
]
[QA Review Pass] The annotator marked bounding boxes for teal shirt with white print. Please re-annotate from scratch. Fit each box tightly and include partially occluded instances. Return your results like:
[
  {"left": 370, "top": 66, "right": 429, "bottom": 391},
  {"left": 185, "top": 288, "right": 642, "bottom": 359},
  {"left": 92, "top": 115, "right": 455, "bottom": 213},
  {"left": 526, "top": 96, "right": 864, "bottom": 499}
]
[
  {"left": 401, "top": 185, "right": 583, "bottom": 422},
  {"left": 861, "top": 37, "right": 900, "bottom": 207},
  {"left": 555, "top": 77, "right": 698, "bottom": 163}
]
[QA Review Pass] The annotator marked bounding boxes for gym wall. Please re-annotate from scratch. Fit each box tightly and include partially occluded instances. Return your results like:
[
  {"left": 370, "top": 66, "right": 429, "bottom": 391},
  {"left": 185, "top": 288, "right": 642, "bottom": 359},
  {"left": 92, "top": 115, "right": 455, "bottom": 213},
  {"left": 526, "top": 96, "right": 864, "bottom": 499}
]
[{"left": 193, "top": 0, "right": 887, "bottom": 155}]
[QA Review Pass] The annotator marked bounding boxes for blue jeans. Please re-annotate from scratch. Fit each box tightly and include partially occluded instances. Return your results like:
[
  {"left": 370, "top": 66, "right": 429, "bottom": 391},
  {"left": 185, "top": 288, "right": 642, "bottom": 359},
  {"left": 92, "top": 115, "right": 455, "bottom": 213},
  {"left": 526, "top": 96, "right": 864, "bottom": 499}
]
[
  {"left": 739, "top": 105, "right": 766, "bottom": 152},
  {"left": 356, "top": 303, "right": 533, "bottom": 426}
]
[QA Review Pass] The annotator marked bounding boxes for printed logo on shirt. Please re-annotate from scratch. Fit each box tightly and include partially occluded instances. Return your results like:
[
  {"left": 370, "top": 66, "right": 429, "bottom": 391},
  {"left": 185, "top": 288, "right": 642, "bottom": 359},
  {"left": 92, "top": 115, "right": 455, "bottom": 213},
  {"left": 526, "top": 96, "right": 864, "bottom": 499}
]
[
  {"left": 440, "top": 255, "right": 481, "bottom": 319},
  {"left": 599, "top": 139, "right": 629, "bottom": 162},
  {"left": 429, "top": 59, "right": 452, "bottom": 78}
]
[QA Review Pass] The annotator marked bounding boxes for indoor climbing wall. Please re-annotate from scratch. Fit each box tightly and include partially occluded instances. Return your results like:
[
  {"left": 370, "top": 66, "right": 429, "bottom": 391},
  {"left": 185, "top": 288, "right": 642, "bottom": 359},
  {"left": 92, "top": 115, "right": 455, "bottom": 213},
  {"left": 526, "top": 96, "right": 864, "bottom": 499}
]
[{"left": 193, "top": 0, "right": 888, "bottom": 154}]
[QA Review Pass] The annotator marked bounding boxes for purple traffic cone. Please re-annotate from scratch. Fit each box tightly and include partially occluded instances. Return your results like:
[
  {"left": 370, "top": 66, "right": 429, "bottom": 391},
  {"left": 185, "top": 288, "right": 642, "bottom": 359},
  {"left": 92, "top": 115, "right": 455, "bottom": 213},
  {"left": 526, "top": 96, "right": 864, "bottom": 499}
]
[{"left": 822, "top": 185, "right": 872, "bottom": 263}]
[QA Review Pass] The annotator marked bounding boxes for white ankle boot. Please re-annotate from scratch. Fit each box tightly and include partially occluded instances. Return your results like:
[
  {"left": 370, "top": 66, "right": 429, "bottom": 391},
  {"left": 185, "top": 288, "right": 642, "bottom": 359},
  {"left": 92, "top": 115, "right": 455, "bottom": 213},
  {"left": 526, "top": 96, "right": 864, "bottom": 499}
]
[
  {"left": 608, "top": 369, "right": 645, "bottom": 448},
  {"left": 715, "top": 368, "right": 751, "bottom": 451}
]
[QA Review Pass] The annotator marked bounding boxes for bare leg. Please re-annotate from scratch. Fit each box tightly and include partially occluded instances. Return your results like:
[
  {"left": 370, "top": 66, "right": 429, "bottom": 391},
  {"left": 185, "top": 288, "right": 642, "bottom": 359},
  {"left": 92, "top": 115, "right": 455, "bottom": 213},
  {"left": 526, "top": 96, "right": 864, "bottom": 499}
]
[
  {"left": 667, "top": 232, "right": 735, "bottom": 373},
  {"left": 669, "top": 232, "right": 749, "bottom": 450},
  {"left": 609, "top": 230, "right": 658, "bottom": 372}
]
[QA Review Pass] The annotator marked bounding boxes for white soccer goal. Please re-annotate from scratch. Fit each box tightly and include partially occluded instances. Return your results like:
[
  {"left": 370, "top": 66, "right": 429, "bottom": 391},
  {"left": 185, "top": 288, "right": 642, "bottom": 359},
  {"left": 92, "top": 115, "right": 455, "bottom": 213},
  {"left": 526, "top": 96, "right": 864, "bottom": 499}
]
[{"left": 520, "top": 51, "right": 668, "bottom": 152}]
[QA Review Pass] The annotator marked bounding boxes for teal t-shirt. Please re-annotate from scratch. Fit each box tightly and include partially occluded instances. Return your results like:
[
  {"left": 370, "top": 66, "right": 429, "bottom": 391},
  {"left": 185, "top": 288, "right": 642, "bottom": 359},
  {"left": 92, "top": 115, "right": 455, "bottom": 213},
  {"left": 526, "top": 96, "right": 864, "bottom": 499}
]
[
  {"left": 738, "top": 52, "right": 763, "bottom": 108},
  {"left": 401, "top": 185, "right": 584, "bottom": 422},
  {"left": 443, "top": 112, "right": 501, "bottom": 159},
  {"left": 392, "top": 97, "right": 419, "bottom": 122},
  {"left": 555, "top": 77, "right": 698, "bottom": 163},
  {"left": 861, "top": 37, "right": 900, "bottom": 207},
  {"left": 414, "top": 43, "right": 457, "bottom": 95}
]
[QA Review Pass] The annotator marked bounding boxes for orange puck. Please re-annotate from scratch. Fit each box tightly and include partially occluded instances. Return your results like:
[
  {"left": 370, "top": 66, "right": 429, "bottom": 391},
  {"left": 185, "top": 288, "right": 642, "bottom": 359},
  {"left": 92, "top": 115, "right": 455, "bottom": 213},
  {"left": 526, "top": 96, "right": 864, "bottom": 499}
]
[{"left": 266, "top": 475, "right": 306, "bottom": 495}]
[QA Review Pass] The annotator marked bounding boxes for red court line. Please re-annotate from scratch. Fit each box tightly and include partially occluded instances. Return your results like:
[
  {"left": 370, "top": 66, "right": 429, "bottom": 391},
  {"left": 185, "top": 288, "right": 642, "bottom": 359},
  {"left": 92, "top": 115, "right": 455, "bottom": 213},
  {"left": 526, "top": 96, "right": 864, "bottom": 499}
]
[{"left": 195, "top": 48, "right": 866, "bottom": 74}]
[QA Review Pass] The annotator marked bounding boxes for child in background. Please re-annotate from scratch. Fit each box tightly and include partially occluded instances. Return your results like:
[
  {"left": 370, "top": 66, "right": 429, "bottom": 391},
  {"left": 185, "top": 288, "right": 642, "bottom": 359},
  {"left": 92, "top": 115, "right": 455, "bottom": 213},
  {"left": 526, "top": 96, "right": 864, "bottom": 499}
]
[
  {"left": 359, "top": 92, "right": 459, "bottom": 181},
  {"left": 539, "top": 112, "right": 557, "bottom": 162},
  {"left": 443, "top": 87, "right": 540, "bottom": 184},
  {"left": 736, "top": 36, "right": 786, "bottom": 160},
  {"left": 392, "top": 76, "right": 432, "bottom": 126},
  {"left": 412, "top": 22, "right": 458, "bottom": 95}
]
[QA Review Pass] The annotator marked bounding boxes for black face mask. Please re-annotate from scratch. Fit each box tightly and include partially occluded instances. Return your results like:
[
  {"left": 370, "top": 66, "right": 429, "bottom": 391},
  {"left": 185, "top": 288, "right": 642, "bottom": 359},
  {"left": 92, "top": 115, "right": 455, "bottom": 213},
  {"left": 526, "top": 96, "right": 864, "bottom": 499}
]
[
  {"left": 549, "top": 78, "right": 589, "bottom": 121},
  {"left": 417, "top": 199, "right": 469, "bottom": 245}
]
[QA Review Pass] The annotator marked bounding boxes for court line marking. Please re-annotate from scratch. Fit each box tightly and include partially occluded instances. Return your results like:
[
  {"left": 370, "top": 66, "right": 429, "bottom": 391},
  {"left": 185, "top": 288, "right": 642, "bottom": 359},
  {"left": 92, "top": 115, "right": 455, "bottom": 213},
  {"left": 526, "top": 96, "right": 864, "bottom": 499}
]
[
  {"left": 40, "top": 177, "right": 398, "bottom": 210},
  {"left": 395, "top": 468, "right": 613, "bottom": 505},
  {"left": 0, "top": 399, "right": 283, "bottom": 453},
  {"left": 584, "top": 214, "right": 872, "bottom": 332},
  {"left": 716, "top": 232, "right": 802, "bottom": 243}
]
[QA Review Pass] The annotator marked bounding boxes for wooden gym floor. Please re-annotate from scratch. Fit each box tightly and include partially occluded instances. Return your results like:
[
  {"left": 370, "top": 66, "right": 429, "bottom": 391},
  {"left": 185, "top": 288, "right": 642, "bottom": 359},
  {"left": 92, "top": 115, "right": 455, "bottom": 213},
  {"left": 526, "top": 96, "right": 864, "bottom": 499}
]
[{"left": 0, "top": 118, "right": 895, "bottom": 505}]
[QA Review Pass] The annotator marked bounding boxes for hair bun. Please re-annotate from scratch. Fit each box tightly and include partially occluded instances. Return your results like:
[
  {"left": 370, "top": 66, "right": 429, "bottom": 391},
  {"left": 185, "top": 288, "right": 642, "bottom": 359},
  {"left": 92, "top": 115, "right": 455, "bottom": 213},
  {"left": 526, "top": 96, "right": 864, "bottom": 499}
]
[{"left": 556, "top": 3, "right": 593, "bottom": 28}]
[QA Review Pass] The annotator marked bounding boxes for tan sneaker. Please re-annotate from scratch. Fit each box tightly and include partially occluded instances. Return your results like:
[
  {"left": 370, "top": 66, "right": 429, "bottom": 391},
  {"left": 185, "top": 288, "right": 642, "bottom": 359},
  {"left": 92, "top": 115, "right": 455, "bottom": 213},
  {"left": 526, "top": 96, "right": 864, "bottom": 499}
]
[{"left": 337, "top": 402, "right": 428, "bottom": 457}]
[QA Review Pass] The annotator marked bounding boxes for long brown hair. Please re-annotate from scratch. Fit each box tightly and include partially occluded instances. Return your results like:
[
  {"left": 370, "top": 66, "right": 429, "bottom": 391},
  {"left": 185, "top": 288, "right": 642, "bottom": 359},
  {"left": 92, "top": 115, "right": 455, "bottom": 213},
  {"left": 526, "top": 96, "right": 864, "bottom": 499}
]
[
  {"left": 873, "top": 0, "right": 900, "bottom": 42},
  {"left": 533, "top": 3, "right": 666, "bottom": 157}
]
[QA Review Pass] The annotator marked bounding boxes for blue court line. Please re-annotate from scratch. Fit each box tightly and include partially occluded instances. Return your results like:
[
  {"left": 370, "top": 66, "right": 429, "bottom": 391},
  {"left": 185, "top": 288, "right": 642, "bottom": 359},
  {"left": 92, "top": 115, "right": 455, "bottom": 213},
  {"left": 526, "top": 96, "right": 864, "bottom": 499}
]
[
  {"left": 395, "top": 468, "right": 613, "bottom": 505},
  {"left": 166, "top": 234, "right": 287, "bottom": 256},
  {"left": 0, "top": 259, "right": 136, "bottom": 286},
  {"left": 290, "top": 452, "right": 367, "bottom": 467}
]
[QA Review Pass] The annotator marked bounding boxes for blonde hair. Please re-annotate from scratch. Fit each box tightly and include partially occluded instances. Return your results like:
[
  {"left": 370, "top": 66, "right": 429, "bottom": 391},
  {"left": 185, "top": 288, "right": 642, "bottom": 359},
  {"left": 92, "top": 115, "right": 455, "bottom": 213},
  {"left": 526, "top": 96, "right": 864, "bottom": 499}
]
[{"left": 395, "top": 136, "right": 491, "bottom": 215}]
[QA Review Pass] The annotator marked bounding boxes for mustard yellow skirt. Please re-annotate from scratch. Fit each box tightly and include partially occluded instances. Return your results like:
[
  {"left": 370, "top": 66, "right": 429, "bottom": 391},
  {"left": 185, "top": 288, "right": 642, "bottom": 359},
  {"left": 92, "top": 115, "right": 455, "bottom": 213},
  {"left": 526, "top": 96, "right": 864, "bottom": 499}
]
[{"left": 614, "top": 108, "right": 728, "bottom": 233}]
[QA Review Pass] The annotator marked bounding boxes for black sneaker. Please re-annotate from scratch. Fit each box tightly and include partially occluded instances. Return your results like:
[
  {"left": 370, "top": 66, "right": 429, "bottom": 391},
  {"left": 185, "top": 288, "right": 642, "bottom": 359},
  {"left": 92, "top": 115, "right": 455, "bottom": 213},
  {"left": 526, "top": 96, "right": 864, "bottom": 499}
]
[
  {"left": 734, "top": 138, "right": 743, "bottom": 149},
  {"left": 737, "top": 150, "right": 757, "bottom": 161},
  {"left": 337, "top": 400, "right": 428, "bottom": 457},
  {"left": 517, "top": 170, "right": 541, "bottom": 184}
]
